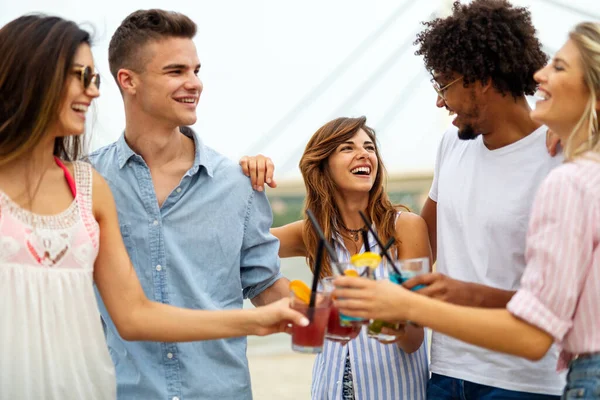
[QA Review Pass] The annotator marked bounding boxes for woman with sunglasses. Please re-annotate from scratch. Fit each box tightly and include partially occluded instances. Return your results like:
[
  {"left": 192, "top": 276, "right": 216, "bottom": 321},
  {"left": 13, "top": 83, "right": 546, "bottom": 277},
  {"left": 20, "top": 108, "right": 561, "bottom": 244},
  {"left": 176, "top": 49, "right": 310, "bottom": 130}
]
[
  {"left": 334, "top": 22, "right": 600, "bottom": 398},
  {"left": 0, "top": 15, "right": 308, "bottom": 399}
]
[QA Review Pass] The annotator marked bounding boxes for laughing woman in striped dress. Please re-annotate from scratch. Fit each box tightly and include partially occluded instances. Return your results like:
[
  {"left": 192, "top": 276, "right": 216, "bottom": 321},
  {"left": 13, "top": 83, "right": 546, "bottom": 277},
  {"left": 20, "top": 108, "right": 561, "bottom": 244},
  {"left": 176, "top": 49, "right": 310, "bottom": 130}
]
[
  {"left": 334, "top": 22, "right": 600, "bottom": 399},
  {"left": 243, "top": 116, "right": 431, "bottom": 399}
]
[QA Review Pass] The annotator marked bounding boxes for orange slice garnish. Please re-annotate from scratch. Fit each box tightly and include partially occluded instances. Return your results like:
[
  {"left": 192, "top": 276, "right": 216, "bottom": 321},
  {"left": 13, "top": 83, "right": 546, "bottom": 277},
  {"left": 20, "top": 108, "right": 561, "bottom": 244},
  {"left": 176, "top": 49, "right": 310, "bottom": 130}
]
[
  {"left": 344, "top": 270, "right": 359, "bottom": 277},
  {"left": 289, "top": 280, "right": 311, "bottom": 304},
  {"left": 350, "top": 252, "right": 382, "bottom": 269}
]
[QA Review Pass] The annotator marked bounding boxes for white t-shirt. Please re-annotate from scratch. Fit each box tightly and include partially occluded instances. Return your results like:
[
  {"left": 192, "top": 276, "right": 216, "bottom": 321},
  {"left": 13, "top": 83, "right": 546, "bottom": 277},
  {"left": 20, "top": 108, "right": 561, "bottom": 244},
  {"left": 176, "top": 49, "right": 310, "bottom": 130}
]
[{"left": 429, "top": 125, "right": 566, "bottom": 395}]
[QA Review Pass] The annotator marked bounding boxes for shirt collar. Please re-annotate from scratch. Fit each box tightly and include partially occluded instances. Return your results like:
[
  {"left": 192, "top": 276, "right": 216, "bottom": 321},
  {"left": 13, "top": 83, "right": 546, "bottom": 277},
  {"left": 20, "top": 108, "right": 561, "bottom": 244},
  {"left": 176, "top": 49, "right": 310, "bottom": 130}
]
[{"left": 116, "top": 127, "right": 213, "bottom": 177}]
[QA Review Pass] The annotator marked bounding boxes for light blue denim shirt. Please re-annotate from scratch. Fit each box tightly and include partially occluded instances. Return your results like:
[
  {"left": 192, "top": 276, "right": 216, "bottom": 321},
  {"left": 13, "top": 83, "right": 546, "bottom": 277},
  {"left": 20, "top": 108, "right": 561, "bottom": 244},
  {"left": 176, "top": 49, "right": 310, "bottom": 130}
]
[{"left": 90, "top": 128, "right": 282, "bottom": 400}]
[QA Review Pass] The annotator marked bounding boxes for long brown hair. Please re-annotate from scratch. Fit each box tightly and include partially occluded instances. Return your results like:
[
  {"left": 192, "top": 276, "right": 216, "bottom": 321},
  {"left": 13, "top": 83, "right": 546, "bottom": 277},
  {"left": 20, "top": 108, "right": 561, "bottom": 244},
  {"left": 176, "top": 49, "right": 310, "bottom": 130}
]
[
  {"left": 300, "top": 116, "right": 407, "bottom": 278},
  {"left": 0, "top": 15, "right": 91, "bottom": 166}
]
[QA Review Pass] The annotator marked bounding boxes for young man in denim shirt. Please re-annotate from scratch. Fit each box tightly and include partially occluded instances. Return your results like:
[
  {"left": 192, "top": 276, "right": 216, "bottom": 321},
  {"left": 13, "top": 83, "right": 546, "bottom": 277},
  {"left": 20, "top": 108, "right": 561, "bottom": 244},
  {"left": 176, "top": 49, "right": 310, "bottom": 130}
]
[{"left": 90, "top": 9, "right": 289, "bottom": 400}]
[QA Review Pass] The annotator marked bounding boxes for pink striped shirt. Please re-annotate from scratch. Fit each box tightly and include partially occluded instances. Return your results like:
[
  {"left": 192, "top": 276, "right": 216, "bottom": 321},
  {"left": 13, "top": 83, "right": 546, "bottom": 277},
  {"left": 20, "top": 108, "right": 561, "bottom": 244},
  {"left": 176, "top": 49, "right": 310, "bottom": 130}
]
[{"left": 508, "top": 153, "right": 600, "bottom": 370}]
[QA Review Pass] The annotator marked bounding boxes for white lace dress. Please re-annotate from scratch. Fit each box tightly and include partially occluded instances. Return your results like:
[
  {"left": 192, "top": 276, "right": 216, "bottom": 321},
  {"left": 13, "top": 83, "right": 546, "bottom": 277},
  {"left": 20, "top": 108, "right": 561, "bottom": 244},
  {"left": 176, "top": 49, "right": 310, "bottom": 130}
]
[{"left": 0, "top": 161, "right": 116, "bottom": 399}]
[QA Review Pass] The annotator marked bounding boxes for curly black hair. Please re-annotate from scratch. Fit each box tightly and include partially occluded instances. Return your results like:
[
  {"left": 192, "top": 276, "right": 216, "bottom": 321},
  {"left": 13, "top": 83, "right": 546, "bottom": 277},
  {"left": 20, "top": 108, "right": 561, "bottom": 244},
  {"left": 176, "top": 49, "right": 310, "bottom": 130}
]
[{"left": 414, "top": 0, "right": 548, "bottom": 98}]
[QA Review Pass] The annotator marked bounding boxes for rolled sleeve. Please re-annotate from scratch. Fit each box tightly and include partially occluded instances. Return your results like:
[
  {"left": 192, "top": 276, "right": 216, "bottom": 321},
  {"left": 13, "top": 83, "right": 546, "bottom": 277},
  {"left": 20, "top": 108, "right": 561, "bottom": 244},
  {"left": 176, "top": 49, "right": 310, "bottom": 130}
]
[
  {"left": 240, "top": 190, "right": 283, "bottom": 300},
  {"left": 507, "top": 165, "right": 591, "bottom": 342}
]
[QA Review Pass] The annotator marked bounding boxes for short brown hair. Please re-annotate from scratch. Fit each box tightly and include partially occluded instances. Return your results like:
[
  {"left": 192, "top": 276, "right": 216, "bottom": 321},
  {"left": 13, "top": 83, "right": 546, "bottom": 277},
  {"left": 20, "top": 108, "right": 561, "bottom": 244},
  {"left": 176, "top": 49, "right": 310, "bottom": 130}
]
[{"left": 108, "top": 9, "right": 196, "bottom": 83}]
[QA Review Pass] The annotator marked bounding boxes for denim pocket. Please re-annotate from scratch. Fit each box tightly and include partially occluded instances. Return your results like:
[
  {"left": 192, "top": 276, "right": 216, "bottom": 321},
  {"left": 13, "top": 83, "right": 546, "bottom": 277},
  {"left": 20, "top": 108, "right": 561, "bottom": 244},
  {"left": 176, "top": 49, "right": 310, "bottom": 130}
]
[{"left": 563, "top": 357, "right": 600, "bottom": 399}]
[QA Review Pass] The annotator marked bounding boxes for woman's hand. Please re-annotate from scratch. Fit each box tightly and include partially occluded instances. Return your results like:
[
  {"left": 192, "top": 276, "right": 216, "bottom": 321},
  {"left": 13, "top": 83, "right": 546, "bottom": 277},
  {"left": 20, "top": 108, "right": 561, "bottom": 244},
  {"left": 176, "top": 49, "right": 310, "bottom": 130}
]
[
  {"left": 239, "top": 155, "right": 277, "bottom": 191},
  {"left": 333, "top": 277, "right": 413, "bottom": 322},
  {"left": 252, "top": 298, "right": 309, "bottom": 336}
]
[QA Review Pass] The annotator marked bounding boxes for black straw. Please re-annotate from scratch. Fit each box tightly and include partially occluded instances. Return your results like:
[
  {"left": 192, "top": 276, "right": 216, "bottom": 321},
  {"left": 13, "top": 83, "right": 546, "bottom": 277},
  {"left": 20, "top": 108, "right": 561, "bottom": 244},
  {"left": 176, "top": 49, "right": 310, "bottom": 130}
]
[
  {"left": 380, "top": 237, "right": 395, "bottom": 257},
  {"left": 358, "top": 211, "right": 401, "bottom": 275},
  {"left": 361, "top": 229, "right": 370, "bottom": 252},
  {"left": 309, "top": 240, "right": 324, "bottom": 311},
  {"left": 306, "top": 209, "right": 344, "bottom": 275}
]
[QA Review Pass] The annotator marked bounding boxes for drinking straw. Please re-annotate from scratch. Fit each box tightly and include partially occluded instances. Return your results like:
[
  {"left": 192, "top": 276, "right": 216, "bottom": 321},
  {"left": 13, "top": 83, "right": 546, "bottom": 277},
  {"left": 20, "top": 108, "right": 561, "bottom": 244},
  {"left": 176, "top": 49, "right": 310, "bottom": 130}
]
[
  {"left": 381, "top": 237, "right": 395, "bottom": 256},
  {"left": 308, "top": 240, "right": 325, "bottom": 318},
  {"left": 306, "top": 209, "right": 344, "bottom": 276},
  {"left": 358, "top": 211, "right": 401, "bottom": 275},
  {"left": 361, "top": 229, "right": 370, "bottom": 252},
  {"left": 360, "top": 237, "right": 395, "bottom": 277}
]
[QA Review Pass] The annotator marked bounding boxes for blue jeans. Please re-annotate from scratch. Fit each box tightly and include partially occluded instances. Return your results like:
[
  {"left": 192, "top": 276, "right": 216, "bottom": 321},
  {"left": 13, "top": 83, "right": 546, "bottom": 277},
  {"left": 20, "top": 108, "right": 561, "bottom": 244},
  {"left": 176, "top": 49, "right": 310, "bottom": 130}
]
[
  {"left": 562, "top": 354, "right": 600, "bottom": 399},
  {"left": 427, "top": 373, "right": 560, "bottom": 400}
]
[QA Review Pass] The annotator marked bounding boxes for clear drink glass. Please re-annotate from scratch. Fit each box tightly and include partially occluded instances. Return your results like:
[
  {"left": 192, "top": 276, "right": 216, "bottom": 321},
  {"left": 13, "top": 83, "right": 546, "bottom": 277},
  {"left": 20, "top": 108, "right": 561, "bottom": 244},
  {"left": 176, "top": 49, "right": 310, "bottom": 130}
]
[
  {"left": 332, "top": 261, "right": 370, "bottom": 327},
  {"left": 367, "top": 257, "right": 430, "bottom": 341},
  {"left": 322, "top": 277, "right": 362, "bottom": 343},
  {"left": 290, "top": 288, "right": 332, "bottom": 354}
]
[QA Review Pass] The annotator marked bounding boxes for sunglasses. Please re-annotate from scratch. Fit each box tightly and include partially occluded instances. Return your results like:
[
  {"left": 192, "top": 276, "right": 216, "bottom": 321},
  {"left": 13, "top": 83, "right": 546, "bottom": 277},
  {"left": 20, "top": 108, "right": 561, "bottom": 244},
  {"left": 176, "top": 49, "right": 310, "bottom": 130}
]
[{"left": 73, "top": 65, "right": 101, "bottom": 90}]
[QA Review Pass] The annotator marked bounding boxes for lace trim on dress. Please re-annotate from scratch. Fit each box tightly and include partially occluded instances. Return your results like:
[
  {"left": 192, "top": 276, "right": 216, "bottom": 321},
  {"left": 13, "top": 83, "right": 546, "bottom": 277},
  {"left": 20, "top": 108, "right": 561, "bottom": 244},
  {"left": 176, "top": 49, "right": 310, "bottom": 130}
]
[{"left": 74, "top": 161, "right": 99, "bottom": 249}]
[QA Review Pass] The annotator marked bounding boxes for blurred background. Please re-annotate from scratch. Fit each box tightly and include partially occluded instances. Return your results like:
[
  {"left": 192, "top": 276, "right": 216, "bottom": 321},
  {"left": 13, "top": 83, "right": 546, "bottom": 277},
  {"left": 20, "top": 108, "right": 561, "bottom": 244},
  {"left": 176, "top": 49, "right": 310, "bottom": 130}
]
[{"left": 2, "top": 0, "right": 597, "bottom": 398}]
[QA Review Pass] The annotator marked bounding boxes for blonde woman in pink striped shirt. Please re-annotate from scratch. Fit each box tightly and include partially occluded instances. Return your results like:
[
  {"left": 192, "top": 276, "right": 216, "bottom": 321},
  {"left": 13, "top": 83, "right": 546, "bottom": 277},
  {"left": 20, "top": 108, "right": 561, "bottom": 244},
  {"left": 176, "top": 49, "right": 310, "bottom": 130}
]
[{"left": 334, "top": 21, "right": 600, "bottom": 399}]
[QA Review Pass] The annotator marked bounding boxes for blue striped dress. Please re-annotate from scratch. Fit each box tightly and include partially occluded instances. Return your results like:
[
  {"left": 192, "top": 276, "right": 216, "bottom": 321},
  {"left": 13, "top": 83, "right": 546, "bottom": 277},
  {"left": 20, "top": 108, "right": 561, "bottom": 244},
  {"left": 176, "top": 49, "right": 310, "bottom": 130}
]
[{"left": 311, "top": 228, "right": 429, "bottom": 400}]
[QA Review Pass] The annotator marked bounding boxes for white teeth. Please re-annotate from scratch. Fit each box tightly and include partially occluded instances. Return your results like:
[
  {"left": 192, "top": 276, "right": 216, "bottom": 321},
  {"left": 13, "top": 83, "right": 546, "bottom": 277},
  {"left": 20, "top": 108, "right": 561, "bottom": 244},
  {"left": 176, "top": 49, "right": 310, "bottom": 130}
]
[
  {"left": 72, "top": 104, "right": 88, "bottom": 112},
  {"left": 351, "top": 166, "right": 371, "bottom": 175},
  {"left": 534, "top": 90, "right": 550, "bottom": 101},
  {"left": 176, "top": 98, "right": 196, "bottom": 103},
  {"left": 448, "top": 110, "right": 456, "bottom": 116}
]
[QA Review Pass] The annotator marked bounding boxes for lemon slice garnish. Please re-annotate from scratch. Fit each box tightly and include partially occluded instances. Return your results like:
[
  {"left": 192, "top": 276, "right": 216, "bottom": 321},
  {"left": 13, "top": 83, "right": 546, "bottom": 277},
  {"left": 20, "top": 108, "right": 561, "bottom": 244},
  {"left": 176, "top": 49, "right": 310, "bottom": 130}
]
[{"left": 350, "top": 252, "right": 381, "bottom": 269}]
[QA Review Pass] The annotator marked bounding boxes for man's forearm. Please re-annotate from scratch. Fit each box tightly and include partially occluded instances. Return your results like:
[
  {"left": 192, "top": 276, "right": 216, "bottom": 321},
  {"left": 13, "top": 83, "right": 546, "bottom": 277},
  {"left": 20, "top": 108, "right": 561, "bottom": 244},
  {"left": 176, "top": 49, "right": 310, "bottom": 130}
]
[
  {"left": 468, "top": 282, "right": 516, "bottom": 308},
  {"left": 251, "top": 277, "right": 290, "bottom": 307}
]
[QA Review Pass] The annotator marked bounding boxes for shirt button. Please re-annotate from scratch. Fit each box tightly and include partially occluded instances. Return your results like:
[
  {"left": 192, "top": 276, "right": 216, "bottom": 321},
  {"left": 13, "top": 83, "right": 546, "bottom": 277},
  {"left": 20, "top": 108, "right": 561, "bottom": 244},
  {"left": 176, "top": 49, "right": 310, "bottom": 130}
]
[
  {"left": 176, "top": 187, "right": 182, "bottom": 193},
  {"left": 153, "top": 220, "right": 159, "bottom": 226},
  {"left": 156, "top": 265, "right": 162, "bottom": 271},
  {"left": 167, "top": 352, "right": 173, "bottom": 359}
]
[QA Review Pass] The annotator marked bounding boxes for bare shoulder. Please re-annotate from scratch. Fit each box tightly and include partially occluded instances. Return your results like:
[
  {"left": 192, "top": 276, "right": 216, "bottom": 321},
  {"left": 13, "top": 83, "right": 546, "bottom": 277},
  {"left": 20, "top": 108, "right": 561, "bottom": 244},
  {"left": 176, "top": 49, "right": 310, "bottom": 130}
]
[
  {"left": 395, "top": 211, "right": 428, "bottom": 235},
  {"left": 90, "top": 167, "right": 113, "bottom": 219},
  {"left": 395, "top": 211, "right": 431, "bottom": 259}
]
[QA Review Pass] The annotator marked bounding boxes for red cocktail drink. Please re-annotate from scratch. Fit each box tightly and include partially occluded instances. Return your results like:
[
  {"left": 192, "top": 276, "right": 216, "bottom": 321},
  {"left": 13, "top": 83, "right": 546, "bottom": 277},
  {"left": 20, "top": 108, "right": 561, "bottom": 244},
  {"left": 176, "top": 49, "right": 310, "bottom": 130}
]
[
  {"left": 290, "top": 290, "right": 332, "bottom": 353},
  {"left": 326, "top": 307, "right": 361, "bottom": 341}
]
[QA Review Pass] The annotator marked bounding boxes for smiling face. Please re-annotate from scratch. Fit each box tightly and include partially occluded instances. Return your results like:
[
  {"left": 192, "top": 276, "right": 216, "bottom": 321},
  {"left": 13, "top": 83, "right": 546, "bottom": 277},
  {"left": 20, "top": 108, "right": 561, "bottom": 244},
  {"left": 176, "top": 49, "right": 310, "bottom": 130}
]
[
  {"left": 132, "top": 37, "right": 202, "bottom": 128},
  {"left": 532, "top": 39, "right": 590, "bottom": 140},
  {"left": 433, "top": 73, "right": 486, "bottom": 140},
  {"left": 326, "top": 129, "right": 379, "bottom": 195},
  {"left": 53, "top": 43, "right": 99, "bottom": 137}
]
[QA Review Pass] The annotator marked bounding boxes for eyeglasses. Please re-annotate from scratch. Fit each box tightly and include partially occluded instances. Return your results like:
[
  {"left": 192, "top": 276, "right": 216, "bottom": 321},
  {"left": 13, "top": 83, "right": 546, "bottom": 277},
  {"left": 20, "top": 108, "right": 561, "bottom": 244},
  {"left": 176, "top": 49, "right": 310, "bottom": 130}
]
[
  {"left": 73, "top": 65, "right": 101, "bottom": 90},
  {"left": 430, "top": 76, "right": 462, "bottom": 101}
]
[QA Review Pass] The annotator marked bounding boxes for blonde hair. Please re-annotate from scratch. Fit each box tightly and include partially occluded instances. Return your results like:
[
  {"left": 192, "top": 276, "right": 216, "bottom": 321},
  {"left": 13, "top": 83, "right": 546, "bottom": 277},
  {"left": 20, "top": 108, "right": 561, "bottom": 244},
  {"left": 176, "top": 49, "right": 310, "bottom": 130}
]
[{"left": 564, "top": 22, "right": 600, "bottom": 160}]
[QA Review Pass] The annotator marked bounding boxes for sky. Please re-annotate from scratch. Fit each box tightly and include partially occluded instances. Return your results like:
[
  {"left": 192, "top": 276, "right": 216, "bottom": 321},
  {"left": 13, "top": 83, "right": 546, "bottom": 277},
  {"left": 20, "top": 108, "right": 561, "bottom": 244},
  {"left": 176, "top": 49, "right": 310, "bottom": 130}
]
[{"left": 1, "top": 0, "right": 598, "bottom": 181}]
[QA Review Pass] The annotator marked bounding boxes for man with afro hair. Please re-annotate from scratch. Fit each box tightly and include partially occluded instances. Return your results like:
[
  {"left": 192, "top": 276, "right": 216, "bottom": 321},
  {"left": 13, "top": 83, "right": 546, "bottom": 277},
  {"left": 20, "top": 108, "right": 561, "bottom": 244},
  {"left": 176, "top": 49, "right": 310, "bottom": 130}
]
[{"left": 408, "top": 0, "right": 565, "bottom": 398}]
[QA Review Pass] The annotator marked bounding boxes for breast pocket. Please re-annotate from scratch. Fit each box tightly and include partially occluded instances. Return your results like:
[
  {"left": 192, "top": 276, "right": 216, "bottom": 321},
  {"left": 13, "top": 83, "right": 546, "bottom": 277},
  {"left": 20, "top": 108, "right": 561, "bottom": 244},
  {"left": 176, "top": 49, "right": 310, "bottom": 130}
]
[{"left": 119, "top": 224, "right": 138, "bottom": 266}]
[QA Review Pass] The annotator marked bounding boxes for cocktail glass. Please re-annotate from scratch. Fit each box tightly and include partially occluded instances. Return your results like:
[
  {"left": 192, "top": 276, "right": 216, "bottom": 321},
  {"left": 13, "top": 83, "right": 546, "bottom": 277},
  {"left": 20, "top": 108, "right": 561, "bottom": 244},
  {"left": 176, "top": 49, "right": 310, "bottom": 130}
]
[
  {"left": 389, "top": 257, "right": 430, "bottom": 288},
  {"left": 290, "top": 288, "right": 332, "bottom": 354},
  {"left": 322, "top": 277, "right": 362, "bottom": 343},
  {"left": 332, "top": 261, "right": 370, "bottom": 327},
  {"left": 367, "top": 257, "right": 430, "bottom": 341}
]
